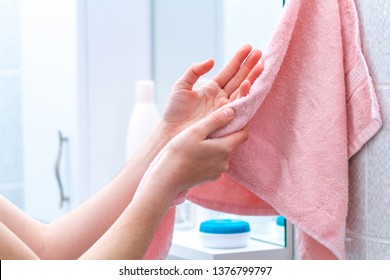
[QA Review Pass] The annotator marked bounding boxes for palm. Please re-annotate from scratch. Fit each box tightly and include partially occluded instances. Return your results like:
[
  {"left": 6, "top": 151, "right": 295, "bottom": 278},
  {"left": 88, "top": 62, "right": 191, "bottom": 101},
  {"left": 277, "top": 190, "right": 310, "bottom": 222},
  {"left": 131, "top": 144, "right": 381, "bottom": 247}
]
[
  {"left": 162, "top": 45, "right": 263, "bottom": 136},
  {"left": 164, "top": 80, "right": 229, "bottom": 126}
]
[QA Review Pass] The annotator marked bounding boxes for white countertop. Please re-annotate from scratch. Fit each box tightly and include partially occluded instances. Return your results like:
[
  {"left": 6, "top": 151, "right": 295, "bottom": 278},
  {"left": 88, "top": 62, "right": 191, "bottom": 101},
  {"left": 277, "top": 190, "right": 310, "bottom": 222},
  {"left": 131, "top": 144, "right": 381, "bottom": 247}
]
[{"left": 168, "top": 227, "right": 290, "bottom": 260}]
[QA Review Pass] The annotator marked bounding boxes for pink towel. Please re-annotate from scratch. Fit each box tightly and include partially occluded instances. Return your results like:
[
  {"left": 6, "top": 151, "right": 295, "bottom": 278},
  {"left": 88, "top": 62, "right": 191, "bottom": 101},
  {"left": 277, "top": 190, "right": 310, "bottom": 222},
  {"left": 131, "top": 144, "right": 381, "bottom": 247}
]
[
  {"left": 144, "top": 207, "right": 176, "bottom": 260},
  {"left": 146, "top": 0, "right": 382, "bottom": 260}
]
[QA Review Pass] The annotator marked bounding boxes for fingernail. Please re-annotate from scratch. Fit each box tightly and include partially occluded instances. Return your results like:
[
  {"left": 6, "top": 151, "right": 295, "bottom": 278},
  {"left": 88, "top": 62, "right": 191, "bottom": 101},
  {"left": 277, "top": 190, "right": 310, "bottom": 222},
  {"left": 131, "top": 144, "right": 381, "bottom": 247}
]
[{"left": 223, "top": 107, "right": 235, "bottom": 119}]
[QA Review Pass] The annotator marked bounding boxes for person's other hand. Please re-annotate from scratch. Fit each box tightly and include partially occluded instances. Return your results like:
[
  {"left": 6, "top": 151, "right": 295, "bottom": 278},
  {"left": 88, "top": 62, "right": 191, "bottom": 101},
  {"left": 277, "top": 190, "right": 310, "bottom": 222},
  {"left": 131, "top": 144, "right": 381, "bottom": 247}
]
[
  {"left": 162, "top": 45, "right": 262, "bottom": 139},
  {"left": 151, "top": 107, "right": 248, "bottom": 197}
]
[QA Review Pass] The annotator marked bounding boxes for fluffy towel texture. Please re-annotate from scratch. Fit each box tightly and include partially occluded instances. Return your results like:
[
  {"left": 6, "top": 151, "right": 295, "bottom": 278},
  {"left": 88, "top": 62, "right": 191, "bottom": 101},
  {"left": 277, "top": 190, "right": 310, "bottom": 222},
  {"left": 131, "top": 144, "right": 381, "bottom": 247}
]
[
  {"left": 144, "top": 207, "right": 175, "bottom": 260},
  {"left": 146, "top": 0, "right": 382, "bottom": 260}
]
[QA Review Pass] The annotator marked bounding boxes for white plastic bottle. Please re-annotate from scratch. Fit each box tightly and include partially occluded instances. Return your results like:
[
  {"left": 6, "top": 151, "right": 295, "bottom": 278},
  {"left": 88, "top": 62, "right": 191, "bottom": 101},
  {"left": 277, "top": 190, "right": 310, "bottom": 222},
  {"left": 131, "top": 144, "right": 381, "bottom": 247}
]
[{"left": 126, "top": 80, "right": 160, "bottom": 160}]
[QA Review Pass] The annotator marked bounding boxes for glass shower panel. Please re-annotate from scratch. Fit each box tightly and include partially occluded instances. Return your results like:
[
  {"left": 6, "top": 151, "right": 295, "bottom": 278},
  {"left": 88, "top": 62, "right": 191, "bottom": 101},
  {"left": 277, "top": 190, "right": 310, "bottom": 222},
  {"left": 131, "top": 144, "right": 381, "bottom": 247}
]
[
  {"left": 0, "top": 77, "right": 24, "bottom": 208},
  {"left": 0, "top": 0, "right": 24, "bottom": 209}
]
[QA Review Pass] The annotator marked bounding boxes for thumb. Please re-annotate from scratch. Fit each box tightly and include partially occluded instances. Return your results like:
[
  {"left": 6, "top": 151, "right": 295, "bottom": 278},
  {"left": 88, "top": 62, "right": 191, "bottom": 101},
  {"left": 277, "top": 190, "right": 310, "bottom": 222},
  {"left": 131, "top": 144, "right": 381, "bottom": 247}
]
[
  {"left": 175, "top": 59, "right": 215, "bottom": 91},
  {"left": 192, "top": 107, "right": 235, "bottom": 137}
]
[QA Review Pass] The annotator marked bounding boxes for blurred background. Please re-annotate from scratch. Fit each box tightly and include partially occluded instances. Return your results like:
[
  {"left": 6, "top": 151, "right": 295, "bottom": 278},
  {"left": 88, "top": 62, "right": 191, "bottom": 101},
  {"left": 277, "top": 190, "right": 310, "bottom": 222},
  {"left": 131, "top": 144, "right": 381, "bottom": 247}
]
[
  {"left": 0, "top": 0, "right": 281, "bottom": 220},
  {"left": 1, "top": 0, "right": 389, "bottom": 259}
]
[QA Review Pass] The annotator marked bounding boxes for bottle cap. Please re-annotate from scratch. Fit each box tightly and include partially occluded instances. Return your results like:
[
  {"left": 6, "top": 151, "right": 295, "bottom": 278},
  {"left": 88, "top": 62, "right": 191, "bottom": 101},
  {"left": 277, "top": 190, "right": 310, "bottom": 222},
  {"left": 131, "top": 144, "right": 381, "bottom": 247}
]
[
  {"left": 136, "top": 80, "right": 155, "bottom": 103},
  {"left": 199, "top": 219, "right": 250, "bottom": 234},
  {"left": 276, "top": 216, "right": 286, "bottom": 227}
]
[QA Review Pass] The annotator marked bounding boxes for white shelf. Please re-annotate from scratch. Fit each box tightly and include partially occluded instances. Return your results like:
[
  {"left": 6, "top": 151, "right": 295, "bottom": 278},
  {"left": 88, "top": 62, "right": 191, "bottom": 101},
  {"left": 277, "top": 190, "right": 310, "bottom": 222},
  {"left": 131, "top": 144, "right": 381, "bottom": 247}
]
[{"left": 168, "top": 227, "right": 291, "bottom": 260}]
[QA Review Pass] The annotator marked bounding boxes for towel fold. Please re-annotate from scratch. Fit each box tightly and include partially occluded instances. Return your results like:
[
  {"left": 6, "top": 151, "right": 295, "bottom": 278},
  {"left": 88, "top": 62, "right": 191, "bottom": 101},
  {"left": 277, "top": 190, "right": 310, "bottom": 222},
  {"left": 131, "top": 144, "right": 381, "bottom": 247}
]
[{"left": 146, "top": 0, "right": 382, "bottom": 260}]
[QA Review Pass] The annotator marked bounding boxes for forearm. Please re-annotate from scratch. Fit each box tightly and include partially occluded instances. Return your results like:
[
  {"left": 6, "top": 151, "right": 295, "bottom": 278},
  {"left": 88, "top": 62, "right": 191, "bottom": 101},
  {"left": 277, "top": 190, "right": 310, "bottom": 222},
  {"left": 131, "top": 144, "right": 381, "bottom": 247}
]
[
  {"left": 1, "top": 123, "right": 172, "bottom": 260},
  {"left": 0, "top": 221, "right": 39, "bottom": 260},
  {"left": 78, "top": 109, "right": 242, "bottom": 260},
  {"left": 0, "top": 195, "right": 46, "bottom": 258},
  {"left": 41, "top": 123, "right": 173, "bottom": 259},
  {"left": 79, "top": 170, "right": 176, "bottom": 260}
]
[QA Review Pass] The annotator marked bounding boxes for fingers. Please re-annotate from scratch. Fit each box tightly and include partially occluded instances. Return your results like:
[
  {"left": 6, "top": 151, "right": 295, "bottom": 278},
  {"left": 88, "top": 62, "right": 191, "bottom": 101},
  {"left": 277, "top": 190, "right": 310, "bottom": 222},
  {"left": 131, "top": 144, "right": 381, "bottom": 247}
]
[
  {"left": 175, "top": 59, "right": 215, "bottom": 91},
  {"left": 218, "top": 127, "right": 249, "bottom": 152},
  {"left": 239, "top": 80, "right": 251, "bottom": 98},
  {"left": 213, "top": 44, "right": 262, "bottom": 98},
  {"left": 229, "top": 79, "right": 251, "bottom": 100},
  {"left": 222, "top": 49, "right": 262, "bottom": 96},
  {"left": 228, "top": 63, "right": 264, "bottom": 101},
  {"left": 246, "top": 63, "right": 264, "bottom": 85},
  {"left": 191, "top": 107, "right": 235, "bottom": 137},
  {"left": 213, "top": 44, "right": 253, "bottom": 88}
]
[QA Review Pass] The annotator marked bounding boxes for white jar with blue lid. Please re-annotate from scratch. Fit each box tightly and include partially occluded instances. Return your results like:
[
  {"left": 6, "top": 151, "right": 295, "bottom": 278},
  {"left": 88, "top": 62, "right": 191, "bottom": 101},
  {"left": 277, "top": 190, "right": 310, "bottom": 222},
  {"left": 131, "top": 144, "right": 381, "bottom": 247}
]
[{"left": 199, "top": 219, "right": 251, "bottom": 249}]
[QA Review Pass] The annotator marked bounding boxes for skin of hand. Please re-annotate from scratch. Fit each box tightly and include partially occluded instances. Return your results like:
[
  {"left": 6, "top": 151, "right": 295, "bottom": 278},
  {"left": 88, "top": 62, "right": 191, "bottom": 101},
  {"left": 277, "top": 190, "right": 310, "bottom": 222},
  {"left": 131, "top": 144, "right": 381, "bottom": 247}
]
[
  {"left": 81, "top": 106, "right": 248, "bottom": 260},
  {"left": 0, "top": 45, "right": 261, "bottom": 260},
  {"left": 161, "top": 44, "right": 263, "bottom": 139},
  {"left": 136, "top": 106, "right": 248, "bottom": 199}
]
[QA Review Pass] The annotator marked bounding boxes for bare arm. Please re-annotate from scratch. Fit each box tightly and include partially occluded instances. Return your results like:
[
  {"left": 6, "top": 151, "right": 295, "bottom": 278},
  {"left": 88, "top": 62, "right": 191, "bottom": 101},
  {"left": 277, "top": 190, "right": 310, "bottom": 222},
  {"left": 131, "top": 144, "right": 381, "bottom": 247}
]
[
  {"left": 0, "top": 125, "right": 170, "bottom": 259},
  {"left": 0, "top": 221, "right": 39, "bottom": 260},
  {"left": 80, "top": 107, "right": 248, "bottom": 259},
  {"left": 0, "top": 45, "right": 261, "bottom": 260},
  {"left": 1, "top": 106, "right": 247, "bottom": 260}
]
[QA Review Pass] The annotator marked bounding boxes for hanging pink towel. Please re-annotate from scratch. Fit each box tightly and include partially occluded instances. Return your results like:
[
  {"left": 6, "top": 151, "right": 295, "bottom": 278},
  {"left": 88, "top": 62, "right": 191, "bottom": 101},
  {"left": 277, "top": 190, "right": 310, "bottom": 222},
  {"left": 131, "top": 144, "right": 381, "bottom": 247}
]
[
  {"left": 146, "top": 0, "right": 382, "bottom": 260},
  {"left": 144, "top": 207, "right": 176, "bottom": 260}
]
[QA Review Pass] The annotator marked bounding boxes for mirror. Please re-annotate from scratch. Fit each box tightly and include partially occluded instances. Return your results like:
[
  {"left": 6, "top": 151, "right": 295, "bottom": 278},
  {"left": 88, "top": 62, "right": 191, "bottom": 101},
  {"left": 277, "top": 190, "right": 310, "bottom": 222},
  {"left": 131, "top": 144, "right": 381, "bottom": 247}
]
[
  {"left": 152, "top": 0, "right": 283, "bottom": 111},
  {"left": 152, "top": 0, "right": 288, "bottom": 258}
]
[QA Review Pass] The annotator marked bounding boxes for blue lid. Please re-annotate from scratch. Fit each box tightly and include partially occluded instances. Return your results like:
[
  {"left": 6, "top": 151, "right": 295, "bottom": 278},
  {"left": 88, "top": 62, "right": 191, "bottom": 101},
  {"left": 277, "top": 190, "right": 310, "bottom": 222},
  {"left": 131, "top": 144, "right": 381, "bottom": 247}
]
[
  {"left": 276, "top": 216, "right": 286, "bottom": 227},
  {"left": 199, "top": 219, "right": 250, "bottom": 234}
]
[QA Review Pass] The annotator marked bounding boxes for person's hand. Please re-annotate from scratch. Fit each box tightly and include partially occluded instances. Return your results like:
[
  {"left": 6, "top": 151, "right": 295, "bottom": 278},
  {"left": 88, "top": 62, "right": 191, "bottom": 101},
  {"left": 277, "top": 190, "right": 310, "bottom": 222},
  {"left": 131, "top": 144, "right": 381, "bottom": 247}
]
[
  {"left": 161, "top": 45, "right": 263, "bottom": 139},
  {"left": 147, "top": 107, "right": 248, "bottom": 198}
]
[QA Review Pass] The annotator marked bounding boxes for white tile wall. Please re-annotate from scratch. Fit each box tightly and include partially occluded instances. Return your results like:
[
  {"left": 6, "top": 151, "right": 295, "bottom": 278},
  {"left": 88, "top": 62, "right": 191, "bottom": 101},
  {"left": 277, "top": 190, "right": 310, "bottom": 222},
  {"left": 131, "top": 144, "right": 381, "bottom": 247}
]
[
  {"left": 345, "top": 236, "right": 367, "bottom": 259},
  {"left": 346, "top": 0, "right": 390, "bottom": 260},
  {"left": 347, "top": 143, "right": 367, "bottom": 235},
  {"left": 364, "top": 0, "right": 390, "bottom": 84},
  {"left": 354, "top": 0, "right": 365, "bottom": 31},
  {"left": 367, "top": 240, "right": 390, "bottom": 259},
  {"left": 367, "top": 89, "right": 390, "bottom": 240}
]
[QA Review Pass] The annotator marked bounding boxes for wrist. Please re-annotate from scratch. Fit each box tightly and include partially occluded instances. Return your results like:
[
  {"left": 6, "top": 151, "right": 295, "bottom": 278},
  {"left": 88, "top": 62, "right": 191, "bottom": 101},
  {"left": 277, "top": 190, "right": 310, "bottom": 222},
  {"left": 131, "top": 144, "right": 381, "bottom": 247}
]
[
  {"left": 134, "top": 166, "right": 179, "bottom": 209},
  {"left": 159, "top": 120, "right": 185, "bottom": 141}
]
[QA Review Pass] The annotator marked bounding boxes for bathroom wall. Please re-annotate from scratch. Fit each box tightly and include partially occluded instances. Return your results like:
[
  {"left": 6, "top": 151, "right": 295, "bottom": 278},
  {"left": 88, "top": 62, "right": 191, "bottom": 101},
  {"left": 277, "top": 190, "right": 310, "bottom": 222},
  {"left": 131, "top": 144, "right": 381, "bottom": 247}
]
[
  {"left": 347, "top": 0, "right": 390, "bottom": 259},
  {"left": 0, "top": 0, "right": 24, "bottom": 208}
]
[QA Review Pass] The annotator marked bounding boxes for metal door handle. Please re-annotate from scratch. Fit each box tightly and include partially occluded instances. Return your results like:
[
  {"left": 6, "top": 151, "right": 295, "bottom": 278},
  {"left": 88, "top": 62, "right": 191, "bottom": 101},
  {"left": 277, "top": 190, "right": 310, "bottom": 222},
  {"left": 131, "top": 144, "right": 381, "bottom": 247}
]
[{"left": 55, "top": 131, "right": 69, "bottom": 208}]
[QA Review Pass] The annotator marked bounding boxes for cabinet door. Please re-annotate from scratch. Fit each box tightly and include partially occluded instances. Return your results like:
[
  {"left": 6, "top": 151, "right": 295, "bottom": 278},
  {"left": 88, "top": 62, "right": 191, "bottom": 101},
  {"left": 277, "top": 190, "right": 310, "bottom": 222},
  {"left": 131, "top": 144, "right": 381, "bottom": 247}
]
[{"left": 20, "top": 0, "right": 80, "bottom": 222}]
